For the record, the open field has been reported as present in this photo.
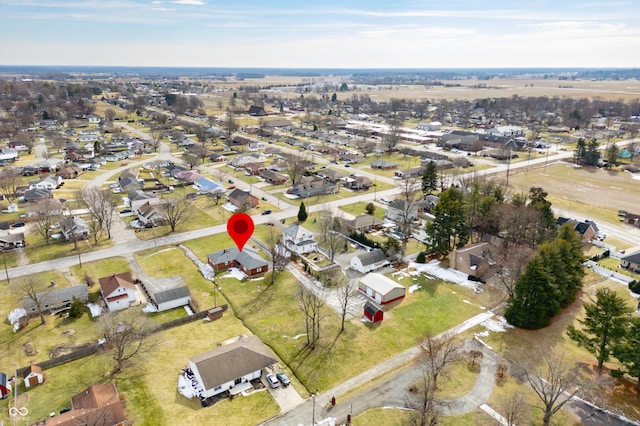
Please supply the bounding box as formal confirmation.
[202,76,640,103]
[494,162,640,228]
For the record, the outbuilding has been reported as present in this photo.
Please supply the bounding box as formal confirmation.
[350,249,388,274]
[23,364,43,387]
[0,372,10,399]
[363,302,383,323]
[358,273,406,305]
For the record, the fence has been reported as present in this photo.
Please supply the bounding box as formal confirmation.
[17,305,228,376]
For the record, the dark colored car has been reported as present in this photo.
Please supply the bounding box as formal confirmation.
[276,372,290,387]
[11,222,25,228]
[261,210,272,215]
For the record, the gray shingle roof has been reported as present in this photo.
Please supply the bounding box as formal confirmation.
[356,249,386,267]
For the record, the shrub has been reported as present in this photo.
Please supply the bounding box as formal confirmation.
[365,202,376,215]
[629,280,640,294]
[416,251,426,264]
[68,298,87,319]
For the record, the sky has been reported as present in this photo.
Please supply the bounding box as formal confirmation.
[1,0,640,68]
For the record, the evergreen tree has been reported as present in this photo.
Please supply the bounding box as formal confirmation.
[613,316,640,391]
[567,287,632,373]
[297,201,308,222]
[425,187,467,256]
[584,138,600,166]
[605,143,619,168]
[505,256,559,329]
[528,187,555,230]
[421,161,438,195]
[574,138,586,164]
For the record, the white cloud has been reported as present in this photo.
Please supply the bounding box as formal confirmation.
[171,0,204,5]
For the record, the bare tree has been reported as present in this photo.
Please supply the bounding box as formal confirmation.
[487,242,534,298]
[148,124,163,152]
[100,309,155,373]
[104,108,116,122]
[337,278,357,332]
[318,212,344,262]
[512,350,581,426]
[50,133,68,153]
[81,186,117,239]
[296,284,326,350]
[384,116,401,153]
[286,151,310,185]
[408,362,440,426]
[158,197,192,232]
[418,332,461,390]
[396,176,420,259]
[182,152,200,170]
[0,168,23,202]
[31,199,63,245]
[498,390,530,426]
[223,108,237,146]
[11,276,50,325]
[265,224,290,285]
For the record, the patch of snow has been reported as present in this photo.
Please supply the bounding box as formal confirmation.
[8,308,26,332]
[179,245,215,280]
[463,300,473,305]
[227,267,247,280]
[632,174,640,181]
[408,260,482,292]
[86,303,102,318]
[481,316,513,333]
[222,202,238,212]
[178,374,196,399]
[409,284,421,293]
[98,337,107,345]
[292,333,307,340]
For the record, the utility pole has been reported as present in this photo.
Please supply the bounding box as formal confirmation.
[2,248,9,283]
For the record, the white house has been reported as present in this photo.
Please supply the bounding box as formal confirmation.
[185,335,278,399]
[99,272,137,312]
[140,277,191,312]
[358,273,406,305]
[485,126,526,137]
[29,175,62,190]
[193,177,226,195]
[350,249,389,274]
[86,114,101,124]
[59,216,90,241]
[282,223,317,255]
[385,199,418,223]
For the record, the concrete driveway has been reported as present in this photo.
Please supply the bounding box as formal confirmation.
[263,373,305,412]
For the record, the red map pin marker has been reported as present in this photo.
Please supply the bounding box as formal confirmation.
[227,213,254,252]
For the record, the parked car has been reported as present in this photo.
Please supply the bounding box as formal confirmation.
[261,210,272,215]
[266,374,279,389]
[261,196,268,201]
[11,222,25,228]
[228,179,234,184]
[276,372,290,387]
[227,185,236,190]
[120,209,132,214]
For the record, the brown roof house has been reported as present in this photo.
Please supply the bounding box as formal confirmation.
[99,272,137,312]
[259,169,288,185]
[23,364,43,388]
[46,383,126,426]
[207,247,268,277]
[449,242,494,281]
[184,335,278,400]
[228,189,259,210]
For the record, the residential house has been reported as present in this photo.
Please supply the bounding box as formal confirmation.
[370,160,399,170]
[385,199,418,223]
[259,169,288,185]
[394,167,423,179]
[229,154,266,169]
[622,212,640,228]
[282,223,317,255]
[59,216,90,241]
[23,284,88,314]
[416,121,442,131]
[416,195,440,213]
[56,166,84,179]
[209,152,227,162]
[288,176,337,197]
[449,242,493,281]
[248,105,267,116]
[556,217,600,243]
[485,126,526,137]
[185,335,278,400]
[136,200,167,227]
[263,119,292,129]
[620,251,640,273]
[175,170,202,183]
[350,249,389,274]
[29,175,62,190]
[46,384,127,426]
[86,114,102,124]
[23,365,43,388]
[341,175,373,191]
[140,277,191,312]
[269,160,289,172]
[244,162,267,176]
[99,272,137,312]
[207,246,269,277]
[341,214,383,234]
[358,273,406,305]
[118,175,144,192]
[247,141,265,151]
[228,189,259,210]
[23,188,52,203]
[193,177,225,195]
[317,169,347,182]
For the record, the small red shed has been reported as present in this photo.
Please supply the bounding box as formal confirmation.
[364,302,383,323]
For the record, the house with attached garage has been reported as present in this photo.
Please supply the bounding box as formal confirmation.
[207,246,269,277]
[228,189,259,210]
[183,335,278,401]
[350,249,389,274]
[59,216,90,241]
[385,199,418,223]
[259,169,288,185]
[99,272,137,312]
[556,217,600,243]
[358,273,406,305]
[29,175,62,190]
[620,250,640,273]
[23,284,88,314]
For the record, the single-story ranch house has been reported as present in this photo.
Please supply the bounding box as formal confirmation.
[183,335,278,400]
[350,249,389,274]
[23,284,88,314]
[207,247,269,277]
[358,273,406,305]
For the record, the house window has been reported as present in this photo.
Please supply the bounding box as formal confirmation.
[256,267,261,272]
[234,378,242,385]
[214,385,222,391]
